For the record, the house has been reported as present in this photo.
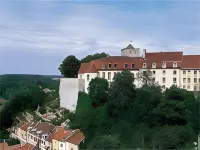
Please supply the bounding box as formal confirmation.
[11,121,30,145]
[78,43,200,93]
[27,121,55,150]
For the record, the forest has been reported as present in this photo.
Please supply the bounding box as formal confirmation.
[70,70,199,149]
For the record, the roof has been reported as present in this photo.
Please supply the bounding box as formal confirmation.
[46,126,64,142]
[121,44,135,50]
[29,122,55,138]
[13,143,36,150]
[181,55,200,69]
[20,123,30,131]
[0,142,21,150]
[65,129,85,146]
[52,127,72,141]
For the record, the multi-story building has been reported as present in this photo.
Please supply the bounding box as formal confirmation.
[78,43,200,93]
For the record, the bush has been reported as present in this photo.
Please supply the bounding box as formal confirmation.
[39,107,46,114]
[7,138,20,146]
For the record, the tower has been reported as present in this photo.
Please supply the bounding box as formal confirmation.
[121,41,140,57]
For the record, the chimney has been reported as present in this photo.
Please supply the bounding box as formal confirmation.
[143,49,146,58]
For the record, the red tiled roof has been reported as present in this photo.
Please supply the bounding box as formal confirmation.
[9,144,21,149]
[0,142,21,150]
[13,143,35,150]
[53,127,72,141]
[46,126,63,142]
[66,129,85,146]
[20,123,30,132]
[181,55,200,69]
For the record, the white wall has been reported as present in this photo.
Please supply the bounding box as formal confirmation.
[59,78,85,111]
[59,141,66,150]
[65,142,78,150]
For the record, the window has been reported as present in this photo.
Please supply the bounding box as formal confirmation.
[162,62,166,68]
[173,78,177,83]
[162,85,165,89]
[194,78,197,83]
[143,63,146,68]
[131,64,135,69]
[183,85,186,89]
[102,72,105,79]
[60,143,63,147]
[108,72,111,80]
[188,78,191,83]
[108,63,111,69]
[194,86,197,91]
[124,63,128,69]
[162,78,166,83]
[152,71,156,75]
[194,71,197,75]
[173,70,177,75]
[183,71,186,75]
[114,64,118,69]
[173,62,177,68]
[199,78,200,83]
[152,62,156,68]
[31,135,33,139]
[188,71,191,75]
[71,148,73,150]
[102,64,106,69]
[152,78,155,82]
[183,78,186,83]
[87,74,89,81]
[97,72,100,77]
[187,86,190,90]
[163,70,166,75]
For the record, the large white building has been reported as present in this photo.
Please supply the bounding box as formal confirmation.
[78,43,200,93]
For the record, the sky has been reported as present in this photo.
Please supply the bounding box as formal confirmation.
[0,0,199,75]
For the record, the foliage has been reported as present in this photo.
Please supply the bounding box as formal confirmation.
[80,53,108,63]
[88,77,109,107]
[70,70,199,149]
[58,55,80,78]
[39,106,46,114]
[6,138,20,146]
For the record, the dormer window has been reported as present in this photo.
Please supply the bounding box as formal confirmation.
[162,62,166,68]
[152,62,156,68]
[173,62,177,68]
[131,64,135,69]
[102,64,106,69]
[114,64,118,69]
[124,63,128,69]
[108,63,111,69]
[143,63,146,69]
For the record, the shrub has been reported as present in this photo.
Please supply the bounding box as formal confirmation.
[39,107,46,114]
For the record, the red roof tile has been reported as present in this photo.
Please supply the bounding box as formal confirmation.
[53,127,72,141]
[13,143,35,150]
[65,129,85,146]
[181,55,200,69]
[20,123,30,132]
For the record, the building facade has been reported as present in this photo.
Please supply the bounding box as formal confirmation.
[78,44,200,93]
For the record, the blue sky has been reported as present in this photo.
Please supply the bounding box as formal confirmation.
[0,1,199,75]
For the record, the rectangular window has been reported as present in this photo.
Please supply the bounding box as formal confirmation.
[188,71,191,75]
[187,86,190,90]
[124,63,128,69]
[162,62,166,68]
[173,78,177,83]
[194,71,197,75]
[143,63,146,68]
[173,62,177,68]
[108,72,111,80]
[173,70,177,75]
[60,143,63,147]
[183,78,186,83]
[108,63,111,69]
[162,78,166,83]
[162,85,165,89]
[102,64,106,69]
[183,85,186,89]
[102,72,105,79]
[152,71,156,75]
[131,64,135,69]
[183,71,186,75]
[194,86,197,91]
[87,74,89,81]
[114,64,118,69]
[152,63,156,68]
[188,78,191,83]
[194,78,197,83]
[97,72,100,77]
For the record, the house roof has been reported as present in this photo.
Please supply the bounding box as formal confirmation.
[29,122,55,138]
[20,123,30,131]
[13,143,36,150]
[181,55,200,69]
[0,142,21,150]
[65,129,85,146]
[46,126,64,142]
[52,127,72,141]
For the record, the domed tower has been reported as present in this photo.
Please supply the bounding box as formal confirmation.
[121,42,140,57]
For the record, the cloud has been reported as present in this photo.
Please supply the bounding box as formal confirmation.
[0,1,199,59]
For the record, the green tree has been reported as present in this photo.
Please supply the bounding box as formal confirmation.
[108,70,136,117]
[81,53,109,63]
[88,77,109,107]
[58,55,80,78]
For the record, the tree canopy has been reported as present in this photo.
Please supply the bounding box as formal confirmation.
[70,70,199,149]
